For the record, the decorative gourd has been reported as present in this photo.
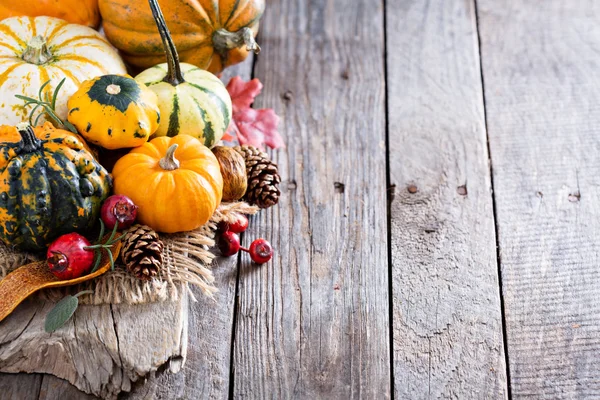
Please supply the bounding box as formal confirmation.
[0,123,112,251]
[0,16,127,126]
[0,0,101,28]
[67,75,161,149]
[100,0,264,74]
[212,146,247,201]
[134,0,232,147]
[112,135,223,233]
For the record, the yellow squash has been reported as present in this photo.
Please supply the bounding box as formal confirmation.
[68,75,161,149]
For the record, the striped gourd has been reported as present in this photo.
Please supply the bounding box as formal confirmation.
[100,0,264,74]
[0,16,126,126]
[134,0,232,147]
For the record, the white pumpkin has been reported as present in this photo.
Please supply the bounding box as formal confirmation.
[0,16,127,125]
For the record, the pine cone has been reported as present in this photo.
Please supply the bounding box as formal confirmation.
[234,145,281,208]
[121,224,164,280]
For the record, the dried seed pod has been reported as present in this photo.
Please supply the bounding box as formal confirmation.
[212,146,248,201]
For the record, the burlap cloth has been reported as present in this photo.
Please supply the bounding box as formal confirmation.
[0,202,258,305]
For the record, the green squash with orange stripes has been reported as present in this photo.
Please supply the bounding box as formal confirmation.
[0,123,111,251]
[100,0,264,74]
[134,0,232,147]
[0,15,126,126]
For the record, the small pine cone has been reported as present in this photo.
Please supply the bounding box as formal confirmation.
[234,145,281,208]
[121,224,164,280]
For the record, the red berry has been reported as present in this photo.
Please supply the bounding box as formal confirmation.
[218,215,249,234]
[219,231,241,257]
[248,238,273,264]
[101,195,138,230]
[229,215,249,233]
[47,233,94,280]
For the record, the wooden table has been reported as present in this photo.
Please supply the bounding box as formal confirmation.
[2,0,600,398]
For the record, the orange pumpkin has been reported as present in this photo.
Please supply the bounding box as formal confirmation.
[112,135,223,233]
[99,0,264,73]
[0,0,100,28]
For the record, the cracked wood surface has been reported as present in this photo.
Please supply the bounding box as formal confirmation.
[232,0,391,397]
[478,0,600,397]
[0,297,187,399]
[387,0,507,398]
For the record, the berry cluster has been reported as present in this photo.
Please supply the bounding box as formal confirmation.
[218,215,273,264]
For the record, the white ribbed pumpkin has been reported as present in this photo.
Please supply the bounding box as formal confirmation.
[0,16,126,125]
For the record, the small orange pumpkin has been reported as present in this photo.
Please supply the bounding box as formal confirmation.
[112,135,223,233]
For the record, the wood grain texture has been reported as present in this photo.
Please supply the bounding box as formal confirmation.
[386,0,507,398]
[0,372,41,400]
[477,1,600,397]
[38,375,97,400]
[232,0,391,398]
[0,295,187,399]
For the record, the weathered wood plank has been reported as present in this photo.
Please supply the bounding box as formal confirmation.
[38,375,97,400]
[0,372,42,400]
[477,1,600,397]
[232,0,391,398]
[386,0,508,398]
[0,295,187,399]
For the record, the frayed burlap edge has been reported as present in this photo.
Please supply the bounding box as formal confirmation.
[0,202,259,305]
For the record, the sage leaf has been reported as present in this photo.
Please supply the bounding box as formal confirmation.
[44,295,79,333]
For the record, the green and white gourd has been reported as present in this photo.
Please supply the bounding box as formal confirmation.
[134,0,232,147]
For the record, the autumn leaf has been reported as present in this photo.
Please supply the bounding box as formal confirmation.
[227,77,263,113]
[225,76,284,150]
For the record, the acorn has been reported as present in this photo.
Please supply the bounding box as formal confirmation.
[212,146,247,201]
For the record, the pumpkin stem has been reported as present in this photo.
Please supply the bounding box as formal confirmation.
[16,122,42,153]
[148,0,185,86]
[106,84,121,95]
[22,36,53,65]
[213,28,261,56]
[159,144,180,170]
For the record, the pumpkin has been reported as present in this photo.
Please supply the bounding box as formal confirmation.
[0,16,127,126]
[67,75,161,149]
[0,0,101,28]
[133,0,232,147]
[112,135,223,233]
[100,0,264,74]
[0,123,112,251]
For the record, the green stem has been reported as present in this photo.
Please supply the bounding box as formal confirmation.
[212,28,261,55]
[22,36,52,65]
[148,0,185,86]
[15,123,42,153]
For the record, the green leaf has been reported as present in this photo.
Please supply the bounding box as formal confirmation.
[107,220,119,243]
[97,219,106,243]
[51,78,66,111]
[91,251,102,273]
[38,79,51,100]
[45,295,79,333]
[107,248,115,271]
